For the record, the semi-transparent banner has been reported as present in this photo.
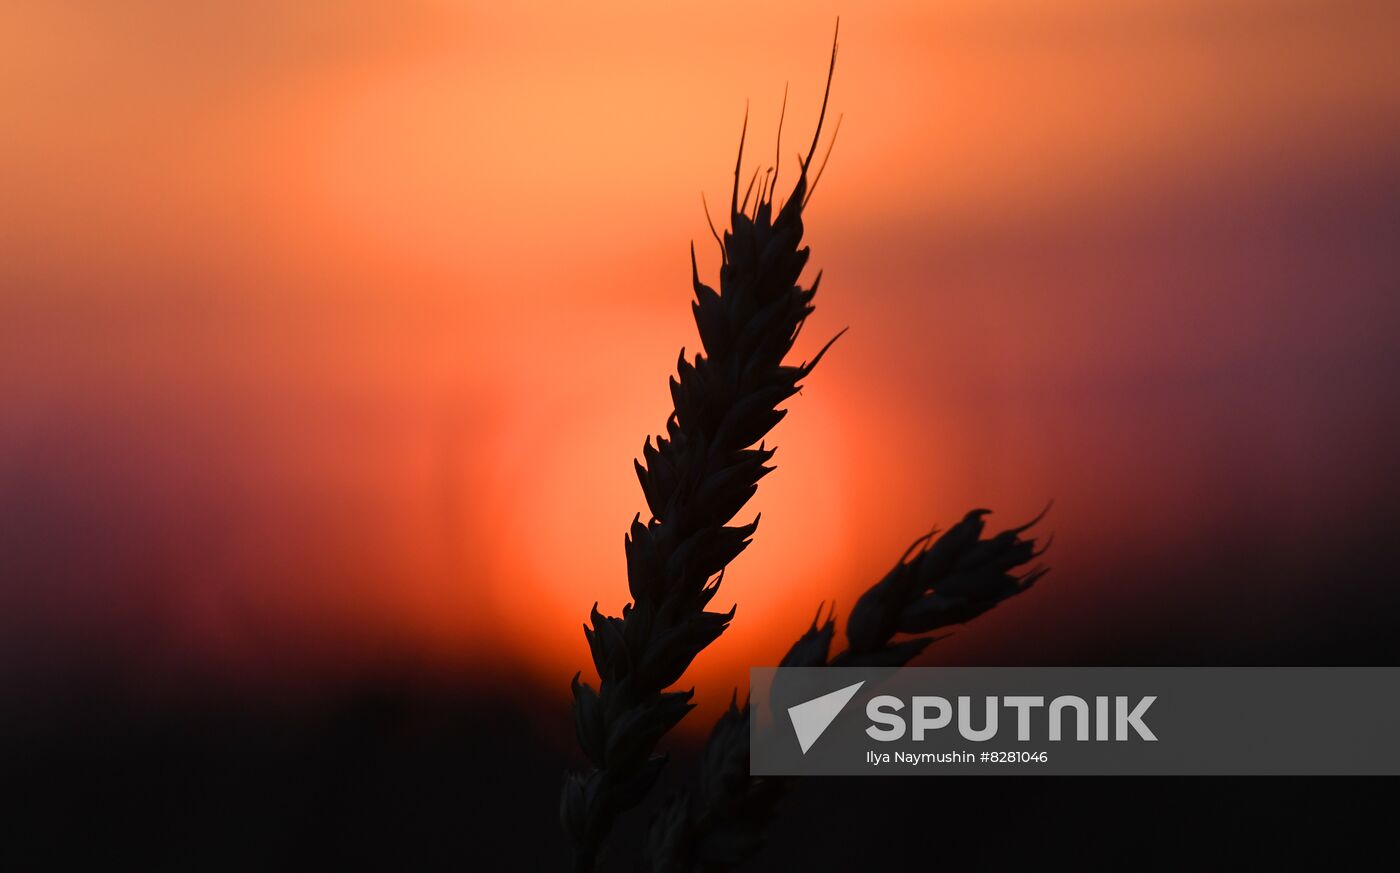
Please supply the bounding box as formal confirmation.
[750,667,1400,775]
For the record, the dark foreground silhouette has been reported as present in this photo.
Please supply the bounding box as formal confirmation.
[3,666,1389,872]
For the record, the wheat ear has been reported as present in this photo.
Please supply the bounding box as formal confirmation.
[644,510,1049,871]
[560,34,843,872]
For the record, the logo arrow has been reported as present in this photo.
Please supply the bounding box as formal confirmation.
[787,680,866,754]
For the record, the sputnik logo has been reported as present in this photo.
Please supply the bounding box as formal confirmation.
[787,680,865,754]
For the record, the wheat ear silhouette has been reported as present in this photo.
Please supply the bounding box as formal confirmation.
[560,33,843,873]
[563,25,1048,872]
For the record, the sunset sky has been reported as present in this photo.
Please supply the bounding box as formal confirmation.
[3,1,1398,726]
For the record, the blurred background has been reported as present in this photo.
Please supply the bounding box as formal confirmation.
[3,1,1398,869]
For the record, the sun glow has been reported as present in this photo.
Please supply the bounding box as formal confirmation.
[4,1,1398,719]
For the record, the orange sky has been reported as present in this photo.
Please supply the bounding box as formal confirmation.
[3,1,1399,722]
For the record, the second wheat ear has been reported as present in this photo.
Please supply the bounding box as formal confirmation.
[645,506,1047,873]
[563,25,1047,873]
